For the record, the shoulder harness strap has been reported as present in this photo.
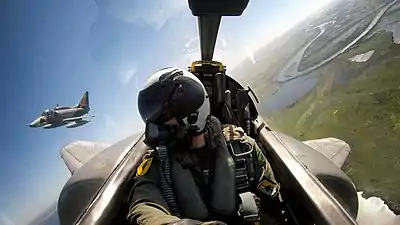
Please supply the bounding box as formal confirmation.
[222,124,260,223]
[222,124,256,192]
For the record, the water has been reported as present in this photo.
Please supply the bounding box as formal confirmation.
[375,2,400,44]
[274,0,398,83]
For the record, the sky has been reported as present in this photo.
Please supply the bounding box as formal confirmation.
[0,0,333,224]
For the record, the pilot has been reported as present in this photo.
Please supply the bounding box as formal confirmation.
[127,67,284,225]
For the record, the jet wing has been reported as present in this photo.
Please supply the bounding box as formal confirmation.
[63,115,94,122]
[302,137,351,169]
[60,140,110,174]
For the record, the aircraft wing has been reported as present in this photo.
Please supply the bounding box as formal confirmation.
[302,137,351,169]
[60,140,110,174]
[63,115,94,122]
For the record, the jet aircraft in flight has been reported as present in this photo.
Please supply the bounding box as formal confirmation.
[55,1,360,225]
[27,91,94,129]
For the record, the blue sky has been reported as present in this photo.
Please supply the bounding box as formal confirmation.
[1,0,333,224]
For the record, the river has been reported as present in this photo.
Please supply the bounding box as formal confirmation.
[274,0,398,83]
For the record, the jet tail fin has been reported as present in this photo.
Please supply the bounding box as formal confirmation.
[76,91,89,109]
[60,140,110,174]
[303,137,351,169]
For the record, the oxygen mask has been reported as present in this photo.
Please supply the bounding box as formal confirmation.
[144,120,184,149]
[144,119,207,152]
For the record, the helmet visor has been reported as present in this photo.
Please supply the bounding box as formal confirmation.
[138,76,205,125]
[138,80,176,124]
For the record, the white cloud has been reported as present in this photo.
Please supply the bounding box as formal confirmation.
[357,191,399,225]
[104,0,188,31]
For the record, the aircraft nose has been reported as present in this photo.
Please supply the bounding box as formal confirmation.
[28,118,40,127]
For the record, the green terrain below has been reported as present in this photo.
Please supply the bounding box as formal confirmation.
[266,32,400,212]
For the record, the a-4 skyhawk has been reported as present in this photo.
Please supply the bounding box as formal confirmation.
[28,91,94,129]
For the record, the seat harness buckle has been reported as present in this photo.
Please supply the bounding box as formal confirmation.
[238,192,259,223]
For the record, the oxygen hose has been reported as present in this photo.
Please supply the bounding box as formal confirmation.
[158,145,182,217]
[244,106,251,135]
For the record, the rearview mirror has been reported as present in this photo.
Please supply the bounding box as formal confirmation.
[188,0,250,16]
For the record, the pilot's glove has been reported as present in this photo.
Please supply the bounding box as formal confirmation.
[164,219,227,225]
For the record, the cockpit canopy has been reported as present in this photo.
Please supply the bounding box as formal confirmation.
[41,109,55,118]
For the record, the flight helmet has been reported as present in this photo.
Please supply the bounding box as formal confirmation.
[138,67,211,136]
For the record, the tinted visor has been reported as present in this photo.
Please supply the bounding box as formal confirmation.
[138,76,205,125]
[138,80,176,124]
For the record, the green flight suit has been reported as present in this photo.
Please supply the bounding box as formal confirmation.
[127,124,282,225]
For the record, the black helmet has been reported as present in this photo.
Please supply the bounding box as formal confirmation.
[138,67,210,134]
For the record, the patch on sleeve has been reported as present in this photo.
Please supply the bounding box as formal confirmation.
[136,151,154,176]
[257,176,280,198]
[222,124,246,142]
